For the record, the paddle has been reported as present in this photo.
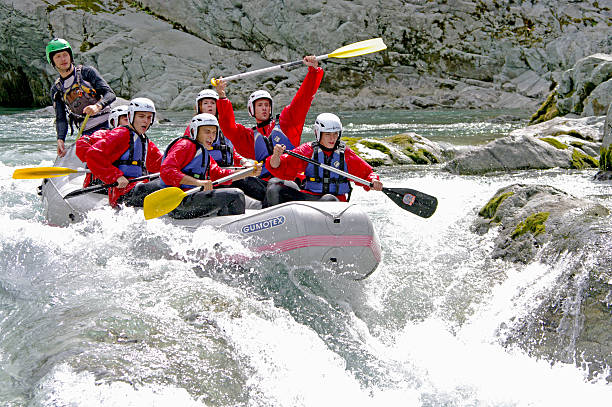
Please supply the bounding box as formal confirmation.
[13,166,90,179]
[284,150,438,218]
[143,167,255,220]
[63,173,160,199]
[14,113,92,179]
[210,38,387,86]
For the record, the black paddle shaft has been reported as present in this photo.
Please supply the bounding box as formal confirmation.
[283,150,437,218]
[63,173,160,199]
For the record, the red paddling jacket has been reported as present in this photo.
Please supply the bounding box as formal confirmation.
[86,126,162,206]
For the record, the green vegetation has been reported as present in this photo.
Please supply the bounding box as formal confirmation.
[479,191,514,221]
[530,91,559,124]
[360,140,390,155]
[539,137,569,150]
[511,212,549,238]
[386,134,416,147]
[571,149,599,169]
[405,148,438,164]
[47,0,117,14]
[599,145,612,171]
[551,130,583,138]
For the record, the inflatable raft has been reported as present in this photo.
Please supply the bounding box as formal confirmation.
[39,145,381,280]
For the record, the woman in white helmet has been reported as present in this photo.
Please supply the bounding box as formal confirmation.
[159,113,261,219]
[86,97,164,207]
[214,55,324,182]
[264,113,383,207]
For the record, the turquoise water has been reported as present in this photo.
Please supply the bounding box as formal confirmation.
[0,109,610,406]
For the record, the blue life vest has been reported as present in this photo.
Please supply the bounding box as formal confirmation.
[253,122,295,179]
[304,142,351,196]
[209,131,234,167]
[112,126,148,178]
[160,137,210,189]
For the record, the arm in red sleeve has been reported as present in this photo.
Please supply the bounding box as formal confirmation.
[265,143,312,181]
[86,127,131,185]
[160,140,196,187]
[217,98,256,159]
[345,148,379,190]
[209,158,236,185]
[232,149,245,166]
[278,66,324,147]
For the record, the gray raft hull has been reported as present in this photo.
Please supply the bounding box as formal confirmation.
[40,145,381,279]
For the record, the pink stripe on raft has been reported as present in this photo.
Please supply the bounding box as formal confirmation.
[253,235,382,261]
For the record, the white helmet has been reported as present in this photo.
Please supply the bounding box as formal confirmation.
[128,97,156,126]
[247,89,273,118]
[189,113,219,139]
[108,105,129,128]
[195,89,219,113]
[313,113,342,142]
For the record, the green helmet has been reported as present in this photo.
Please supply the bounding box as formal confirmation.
[46,38,73,65]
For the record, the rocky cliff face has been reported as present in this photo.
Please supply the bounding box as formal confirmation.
[0,0,610,110]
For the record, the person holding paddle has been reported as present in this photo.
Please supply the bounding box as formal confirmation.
[158,113,262,219]
[214,55,324,181]
[264,113,382,207]
[183,90,266,203]
[86,97,163,207]
[46,38,116,157]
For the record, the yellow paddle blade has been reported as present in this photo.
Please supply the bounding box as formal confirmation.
[328,38,387,59]
[12,167,80,179]
[143,187,187,220]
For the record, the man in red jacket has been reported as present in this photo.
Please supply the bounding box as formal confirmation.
[86,97,163,207]
[264,113,383,207]
[160,113,261,219]
[215,55,324,181]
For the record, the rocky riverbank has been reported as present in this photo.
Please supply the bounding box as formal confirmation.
[1,1,610,111]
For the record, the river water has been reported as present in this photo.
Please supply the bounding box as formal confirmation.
[0,108,610,406]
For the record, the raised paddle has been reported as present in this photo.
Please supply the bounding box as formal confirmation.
[143,167,256,220]
[284,150,438,218]
[63,173,161,199]
[210,38,387,86]
[13,166,91,179]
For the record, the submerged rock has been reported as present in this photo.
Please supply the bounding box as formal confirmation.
[473,184,611,381]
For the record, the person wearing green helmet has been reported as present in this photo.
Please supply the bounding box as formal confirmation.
[46,38,116,157]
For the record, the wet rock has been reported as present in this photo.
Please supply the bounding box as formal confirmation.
[444,116,604,174]
[596,102,612,176]
[345,132,448,166]
[474,184,611,382]
[531,54,612,123]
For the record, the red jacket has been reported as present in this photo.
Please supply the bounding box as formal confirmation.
[86,126,163,206]
[217,65,324,160]
[75,128,109,187]
[183,125,244,166]
[160,138,236,190]
[265,142,380,201]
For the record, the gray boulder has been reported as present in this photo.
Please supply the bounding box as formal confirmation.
[473,184,611,381]
[531,53,612,124]
[595,102,612,179]
[444,116,604,175]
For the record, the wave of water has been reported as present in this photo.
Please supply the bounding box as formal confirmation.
[1,111,610,406]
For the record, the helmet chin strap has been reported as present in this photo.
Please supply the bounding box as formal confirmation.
[255,116,272,128]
